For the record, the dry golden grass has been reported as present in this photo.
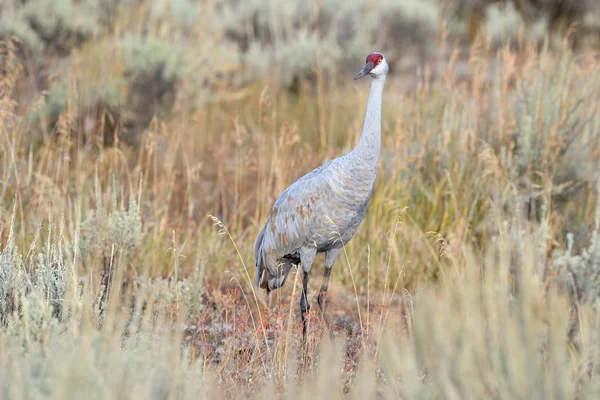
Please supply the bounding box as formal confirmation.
[0,10,599,397]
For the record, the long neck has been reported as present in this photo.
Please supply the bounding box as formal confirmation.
[353,75,386,162]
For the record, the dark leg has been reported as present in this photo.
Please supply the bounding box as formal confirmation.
[319,248,341,339]
[318,268,334,340]
[300,271,310,339]
[298,247,316,343]
[265,287,272,308]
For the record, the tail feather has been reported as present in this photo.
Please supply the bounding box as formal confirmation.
[254,227,266,288]
[254,226,297,291]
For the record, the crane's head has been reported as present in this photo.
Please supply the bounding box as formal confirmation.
[354,52,388,80]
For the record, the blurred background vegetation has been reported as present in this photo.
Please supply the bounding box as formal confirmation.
[1,0,598,281]
[1,0,600,397]
[1,0,598,134]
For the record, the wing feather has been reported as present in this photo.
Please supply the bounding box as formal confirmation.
[254,160,338,289]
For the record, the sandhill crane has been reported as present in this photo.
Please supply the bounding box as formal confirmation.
[254,52,389,339]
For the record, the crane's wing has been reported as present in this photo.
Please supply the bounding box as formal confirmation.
[255,162,336,290]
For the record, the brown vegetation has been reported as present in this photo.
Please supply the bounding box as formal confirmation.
[1,0,600,397]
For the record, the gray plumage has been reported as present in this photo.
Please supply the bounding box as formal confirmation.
[255,53,389,295]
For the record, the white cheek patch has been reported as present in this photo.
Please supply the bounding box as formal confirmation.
[370,63,383,75]
[369,59,388,77]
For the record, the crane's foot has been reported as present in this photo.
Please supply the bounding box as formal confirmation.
[317,290,328,309]
[317,290,334,341]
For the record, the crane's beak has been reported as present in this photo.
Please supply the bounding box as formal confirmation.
[354,62,374,80]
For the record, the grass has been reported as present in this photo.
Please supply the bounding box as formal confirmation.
[1,2,600,396]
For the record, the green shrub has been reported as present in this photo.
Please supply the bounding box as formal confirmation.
[223,0,440,84]
[80,176,142,263]
[552,182,600,308]
[0,208,22,324]
[0,0,100,55]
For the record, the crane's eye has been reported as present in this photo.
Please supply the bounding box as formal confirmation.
[377,59,382,65]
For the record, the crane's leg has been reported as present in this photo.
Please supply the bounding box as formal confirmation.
[299,247,317,342]
[265,287,273,308]
[300,271,310,339]
[319,248,341,340]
